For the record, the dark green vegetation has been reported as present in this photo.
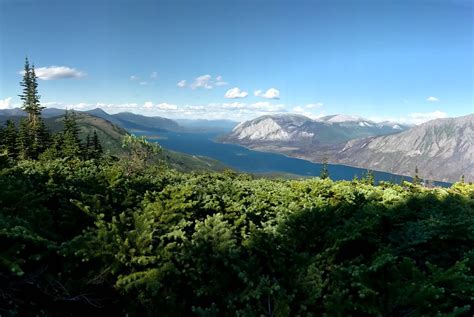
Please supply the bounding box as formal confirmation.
[1,60,473,315]
[0,158,473,316]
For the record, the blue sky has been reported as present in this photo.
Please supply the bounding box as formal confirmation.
[0,0,472,123]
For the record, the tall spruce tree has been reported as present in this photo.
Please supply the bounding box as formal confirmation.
[17,119,33,160]
[17,58,49,159]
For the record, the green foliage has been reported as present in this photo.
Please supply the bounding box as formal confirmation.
[0,158,472,315]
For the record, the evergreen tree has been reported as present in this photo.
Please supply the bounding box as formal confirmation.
[84,133,92,159]
[2,120,19,159]
[413,166,421,185]
[17,119,32,160]
[61,111,82,158]
[17,58,49,159]
[363,169,375,185]
[18,57,33,120]
[28,65,45,127]
[91,130,103,159]
[320,157,330,180]
[460,175,465,183]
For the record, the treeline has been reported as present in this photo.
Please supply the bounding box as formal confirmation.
[0,58,102,163]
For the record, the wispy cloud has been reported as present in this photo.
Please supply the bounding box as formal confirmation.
[130,75,139,81]
[368,110,448,125]
[191,74,213,89]
[408,110,447,124]
[183,74,229,89]
[20,66,85,80]
[426,96,439,102]
[215,75,228,86]
[150,71,158,79]
[0,97,13,109]
[254,88,280,99]
[224,87,248,99]
[177,80,187,88]
[305,102,323,109]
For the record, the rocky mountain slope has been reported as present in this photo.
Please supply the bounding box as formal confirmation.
[333,114,474,183]
[220,114,408,150]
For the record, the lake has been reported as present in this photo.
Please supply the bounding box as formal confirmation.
[141,130,450,186]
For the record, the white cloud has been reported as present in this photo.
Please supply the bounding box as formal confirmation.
[22,66,85,80]
[305,102,324,109]
[254,88,280,99]
[225,87,248,99]
[139,81,149,86]
[143,101,178,110]
[191,74,213,89]
[0,97,13,109]
[185,74,229,89]
[156,102,178,110]
[150,71,158,79]
[38,99,288,121]
[130,75,139,81]
[427,96,439,102]
[407,110,447,124]
[177,80,187,88]
[292,106,325,120]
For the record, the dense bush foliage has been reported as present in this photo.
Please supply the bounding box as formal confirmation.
[0,157,472,316]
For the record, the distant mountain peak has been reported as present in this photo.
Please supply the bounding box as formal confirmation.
[322,114,365,123]
[223,112,408,147]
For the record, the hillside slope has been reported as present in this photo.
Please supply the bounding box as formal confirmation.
[0,112,227,173]
[334,114,474,182]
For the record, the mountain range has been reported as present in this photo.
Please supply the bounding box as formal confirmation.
[222,114,410,147]
[0,108,238,133]
[221,113,473,183]
[2,107,471,182]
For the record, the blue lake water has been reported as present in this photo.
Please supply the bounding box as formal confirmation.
[141,131,450,186]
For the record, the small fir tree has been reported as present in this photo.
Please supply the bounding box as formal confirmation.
[2,120,18,159]
[61,111,82,158]
[413,166,421,185]
[320,157,330,180]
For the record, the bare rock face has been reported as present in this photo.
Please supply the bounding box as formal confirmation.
[336,114,474,183]
[223,114,408,147]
